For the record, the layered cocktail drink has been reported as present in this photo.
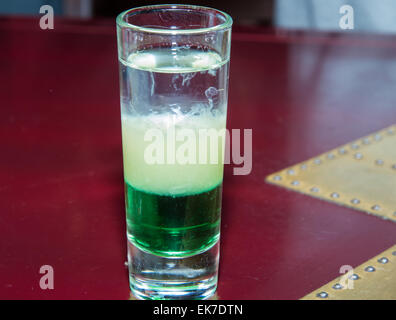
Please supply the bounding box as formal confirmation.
[117,5,232,300]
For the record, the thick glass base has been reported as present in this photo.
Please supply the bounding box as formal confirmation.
[127,240,219,300]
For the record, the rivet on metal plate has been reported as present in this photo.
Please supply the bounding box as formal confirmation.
[310,187,319,193]
[378,257,389,264]
[351,199,360,205]
[332,283,343,290]
[338,148,347,155]
[364,266,375,272]
[354,153,363,160]
[316,292,328,298]
[287,169,295,175]
[291,180,300,186]
[349,274,360,280]
[273,175,282,181]
[375,159,384,166]
[327,153,335,159]
[372,205,381,211]
[362,138,371,144]
[351,143,359,150]
[314,159,322,165]
[331,192,340,199]
[374,134,382,141]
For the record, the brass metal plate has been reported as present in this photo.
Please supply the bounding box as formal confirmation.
[301,244,396,300]
[266,125,396,222]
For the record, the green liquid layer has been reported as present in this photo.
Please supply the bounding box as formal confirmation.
[125,182,222,257]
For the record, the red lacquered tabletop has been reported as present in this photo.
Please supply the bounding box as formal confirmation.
[1,17,396,300]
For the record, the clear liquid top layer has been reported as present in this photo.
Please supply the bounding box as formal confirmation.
[124,47,225,73]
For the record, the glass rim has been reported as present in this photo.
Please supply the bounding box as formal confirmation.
[116,4,233,35]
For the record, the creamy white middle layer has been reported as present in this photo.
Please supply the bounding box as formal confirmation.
[121,113,227,196]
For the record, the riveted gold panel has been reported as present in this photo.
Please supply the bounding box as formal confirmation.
[301,244,396,300]
[266,125,396,222]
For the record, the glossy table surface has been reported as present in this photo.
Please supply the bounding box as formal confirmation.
[1,17,396,299]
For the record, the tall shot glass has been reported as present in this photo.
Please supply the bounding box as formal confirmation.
[116,5,232,300]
